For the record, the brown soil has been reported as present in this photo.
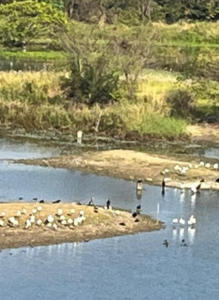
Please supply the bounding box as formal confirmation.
[16,149,219,190]
[0,203,163,250]
[187,124,219,144]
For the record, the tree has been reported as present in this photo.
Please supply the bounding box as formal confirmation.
[0,0,67,47]
[61,22,156,104]
[61,24,121,105]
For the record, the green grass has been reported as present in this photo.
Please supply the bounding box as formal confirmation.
[0,50,67,61]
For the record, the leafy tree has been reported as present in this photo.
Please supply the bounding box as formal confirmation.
[61,24,121,105]
[61,22,156,104]
[0,0,67,47]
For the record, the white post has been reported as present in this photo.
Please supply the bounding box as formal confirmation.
[77,130,83,144]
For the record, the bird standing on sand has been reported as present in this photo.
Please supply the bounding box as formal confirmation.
[88,197,95,206]
[106,199,111,209]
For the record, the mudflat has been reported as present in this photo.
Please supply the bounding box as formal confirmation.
[0,203,163,250]
[16,148,219,190]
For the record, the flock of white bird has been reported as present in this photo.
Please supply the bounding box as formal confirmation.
[162,161,218,176]
[0,206,86,230]
[172,215,196,227]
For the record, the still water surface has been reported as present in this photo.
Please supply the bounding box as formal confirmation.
[0,139,219,300]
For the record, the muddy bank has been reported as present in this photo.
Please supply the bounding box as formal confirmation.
[0,203,162,250]
[187,124,219,144]
[16,149,219,191]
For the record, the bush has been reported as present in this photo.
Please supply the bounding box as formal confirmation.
[165,88,195,118]
[61,55,120,106]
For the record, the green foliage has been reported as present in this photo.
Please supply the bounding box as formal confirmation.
[155,0,219,22]
[62,55,120,105]
[165,88,195,118]
[137,114,187,138]
[0,0,67,47]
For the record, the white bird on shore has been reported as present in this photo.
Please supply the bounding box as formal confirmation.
[47,215,54,224]
[67,218,73,225]
[21,208,27,215]
[8,217,19,227]
[73,218,79,226]
[61,220,67,225]
[37,206,42,212]
[57,209,63,216]
[16,210,21,217]
[25,219,32,229]
[53,223,58,230]
[205,163,211,168]
[213,163,218,170]
[29,215,35,224]
[0,211,6,218]
[59,215,65,221]
[32,208,37,214]
[0,220,5,227]
[36,219,43,226]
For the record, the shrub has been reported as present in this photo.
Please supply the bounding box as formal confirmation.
[165,88,195,118]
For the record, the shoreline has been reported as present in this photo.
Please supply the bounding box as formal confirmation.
[0,203,163,250]
[15,149,219,191]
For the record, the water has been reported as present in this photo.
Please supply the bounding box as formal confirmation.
[0,189,219,300]
[204,147,219,160]
[0,138,60,160]
[0,139,219,300]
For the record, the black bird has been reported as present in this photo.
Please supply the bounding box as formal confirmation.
[136,204,141,214]
[88,197,94,206]
[18,197,23,201]
[181,239,188,247]
[163,240,169,248]
[161,178,165,195]
[39,200,45,203]
[119,222,126,226]
[196,178,205,190]
[94,206,98,213]
[216,178,219,183]
[132,212,137,218]
[32,197,38,201]
[106,198,111,209]
[52,199,61,204]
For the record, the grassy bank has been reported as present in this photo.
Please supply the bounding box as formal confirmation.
[0,70,189,139]
[0,21,218,140]
[0,69,217,140]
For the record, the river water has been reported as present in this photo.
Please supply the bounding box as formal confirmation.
[0,138,219,300]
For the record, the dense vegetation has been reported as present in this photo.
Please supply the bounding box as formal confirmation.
[0,0,218,140]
